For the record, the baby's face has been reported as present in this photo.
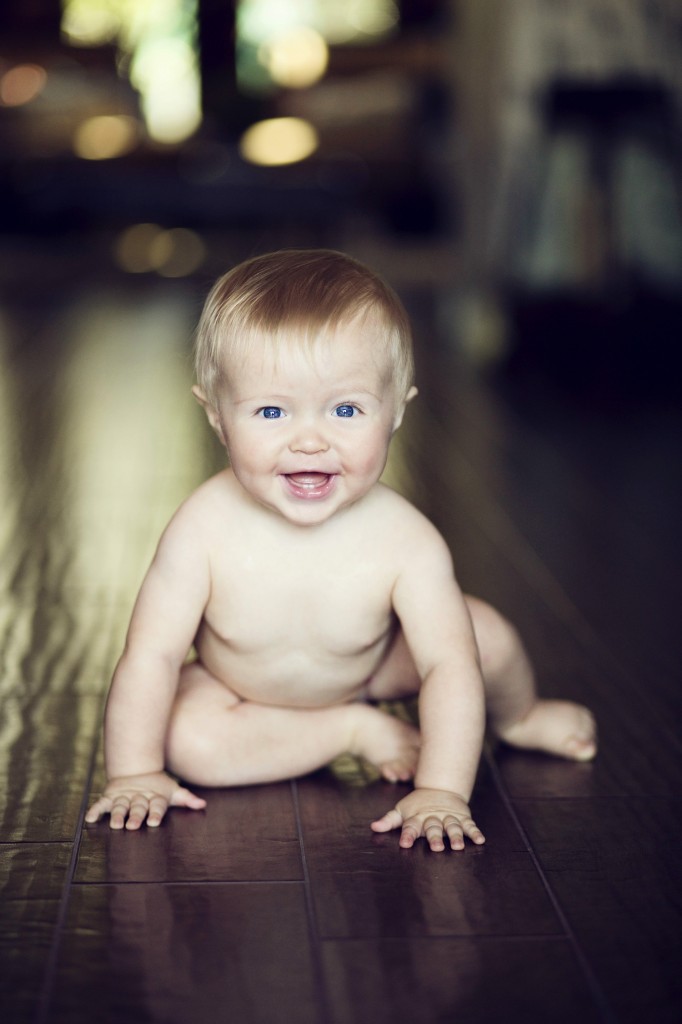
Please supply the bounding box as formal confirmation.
[200,319,411,526]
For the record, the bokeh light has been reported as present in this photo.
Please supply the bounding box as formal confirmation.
[0,64,48,107]
[61,4,120,45]
[239,117,319,166]
[73,115,139,160]
[114,224,165,273]
[259,28,329,89]
[237,0,398,90]
[113,224,206,277]
[130,37,202,144]
[152,228,206,277]
[346,0,399,37]
[238,0,398,46]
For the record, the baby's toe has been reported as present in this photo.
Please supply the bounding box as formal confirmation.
[496,699,598,762]
[379,756,416,783]
[564,735,598,761]
[564,711,598,761]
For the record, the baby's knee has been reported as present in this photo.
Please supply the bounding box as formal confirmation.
[165,709,202,778]
[466,597,523,675]
[165,694,225,780]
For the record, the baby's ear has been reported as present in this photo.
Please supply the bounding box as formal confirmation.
[392,385,418,431]
[191,386,227,445]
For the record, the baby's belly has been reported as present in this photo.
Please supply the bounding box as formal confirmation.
[194,625,391,708]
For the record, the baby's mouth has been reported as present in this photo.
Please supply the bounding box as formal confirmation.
[287,472,330,486]
[282,472,336,500]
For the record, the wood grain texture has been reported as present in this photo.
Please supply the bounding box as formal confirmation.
[1,273,680,1023]
[0,694,101,842]
[513,798,682,1024]
[321,937,605,1024]
[298,767,564,939]
[77,782,303,883]
[50,883,318,1024]
[0,844,71,1022]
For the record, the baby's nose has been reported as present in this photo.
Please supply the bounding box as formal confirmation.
[289,419,330,454]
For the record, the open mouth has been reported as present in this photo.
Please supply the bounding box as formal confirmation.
[282,472,337,500]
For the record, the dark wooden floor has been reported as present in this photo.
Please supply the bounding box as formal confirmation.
[1,251,681,1024]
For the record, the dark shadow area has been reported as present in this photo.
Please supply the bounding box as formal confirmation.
[502,77,682,407]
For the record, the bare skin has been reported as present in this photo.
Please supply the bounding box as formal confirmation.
[85,320,597,850]
[85,475,596,847]
[158,595,595,853]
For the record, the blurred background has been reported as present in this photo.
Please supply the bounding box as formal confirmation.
[1,0,680,401]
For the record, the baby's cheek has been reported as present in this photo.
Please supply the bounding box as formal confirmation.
[364,431,392,462]
[354,449,386,477]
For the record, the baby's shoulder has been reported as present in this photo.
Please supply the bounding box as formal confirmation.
[159,471,235,544]
[365,487,456,583]
[367,484,448,550]
[369,483,432,523]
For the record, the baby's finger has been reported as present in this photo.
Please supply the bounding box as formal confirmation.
[170,787,207,812]
[125,798,151,831]
[109,798,132,830]
[460,816,486,846]
[443,816,465,851]
[398,819,421,849]
[84,797,111,824]
[370,808,404,833]
[424,816,447,853]
[146,796,170,828]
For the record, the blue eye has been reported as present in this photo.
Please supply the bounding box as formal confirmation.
[260,407,283,419]
[335,404,356,418]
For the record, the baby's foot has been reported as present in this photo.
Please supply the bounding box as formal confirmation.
[495,699,597,761]
[351,705,420,782]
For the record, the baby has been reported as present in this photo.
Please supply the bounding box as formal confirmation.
[86,249,596,852]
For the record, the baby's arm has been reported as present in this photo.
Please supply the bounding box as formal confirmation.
[371,525,486,852]
[85,506,210,830]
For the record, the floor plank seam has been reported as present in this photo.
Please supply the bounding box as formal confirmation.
[291,779,333,1024]
[71,877,307,886]
[0,840,75,846]
[485,749,619,1024]
[32,713,102,1024]
[318,933,572,943]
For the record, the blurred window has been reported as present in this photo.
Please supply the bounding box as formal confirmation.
[61,0,201,143]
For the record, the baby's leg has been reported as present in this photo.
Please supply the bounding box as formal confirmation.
[366,604,596,761]
[165,662,419,787]
[465,597,597,761]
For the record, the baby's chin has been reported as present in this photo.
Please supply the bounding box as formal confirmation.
[275,500,346,528]
[271,492,362,528]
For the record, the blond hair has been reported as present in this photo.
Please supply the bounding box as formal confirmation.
[194,249,414,403]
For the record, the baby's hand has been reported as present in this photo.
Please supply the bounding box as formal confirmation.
[370,787,485,852]
[85,771,206,831]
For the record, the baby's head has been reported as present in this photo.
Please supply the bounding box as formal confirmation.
[194,248,415,406]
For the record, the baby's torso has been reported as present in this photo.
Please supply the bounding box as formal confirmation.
[193,473,405,706]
